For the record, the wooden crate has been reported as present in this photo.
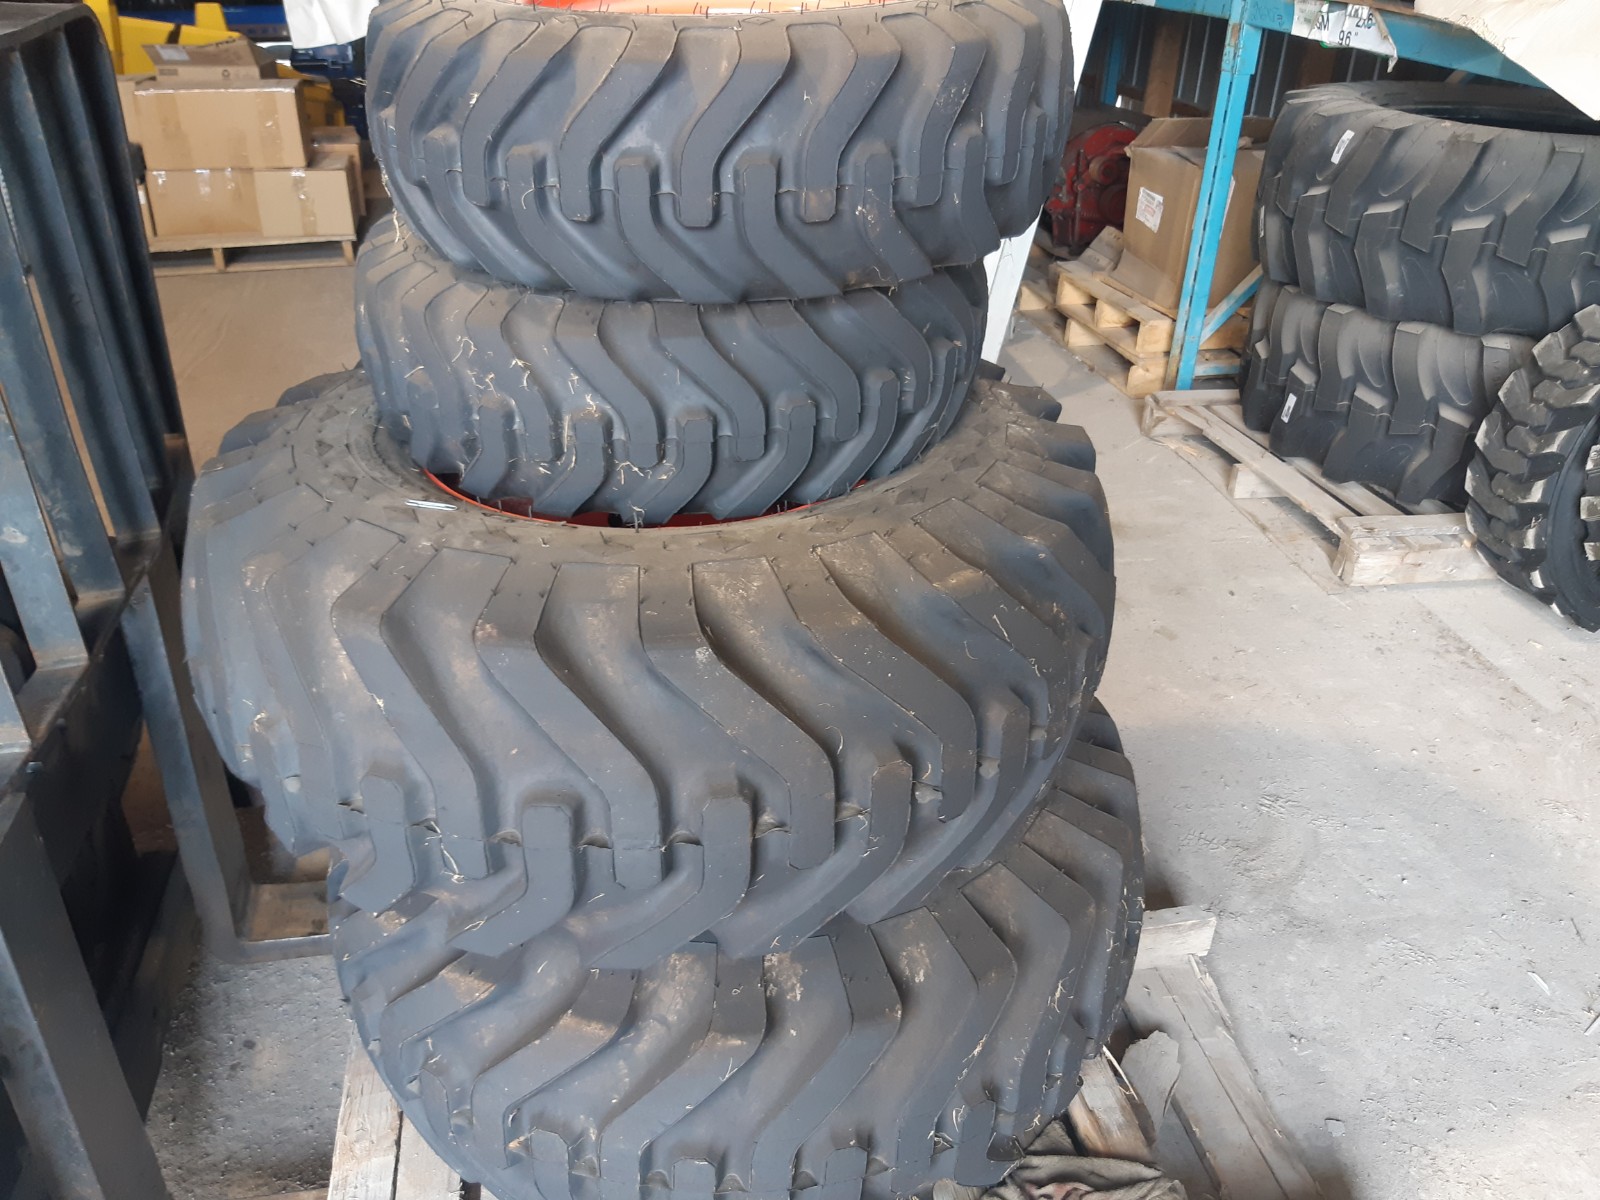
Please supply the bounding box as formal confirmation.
[1143,389,1499,589]
[257,908,1317,1200]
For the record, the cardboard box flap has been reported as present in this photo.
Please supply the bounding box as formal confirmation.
[1125,115,1275,152]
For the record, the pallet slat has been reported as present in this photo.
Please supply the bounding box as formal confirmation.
[1124,959,1323,1200]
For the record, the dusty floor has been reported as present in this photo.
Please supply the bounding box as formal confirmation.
[147,267,1600,1200]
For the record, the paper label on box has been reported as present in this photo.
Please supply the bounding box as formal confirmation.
[1135,186,1164,233]
[1279,392,1300,423]
[1331,129,1356,164]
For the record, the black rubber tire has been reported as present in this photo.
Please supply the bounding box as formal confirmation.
[1240,283,1533,504]
[332,717,1143,1200]
[182,370,1115,963]
[1467,306,1600,629]
[356,213,987,522]
[1257,82,1600,337]
[366,0,1072,302]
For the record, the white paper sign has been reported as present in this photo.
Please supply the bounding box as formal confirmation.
[1135,186,1164,233]
[1292,2,1398,59]
[1280,393,1301,423]
[1331,129,1357,164]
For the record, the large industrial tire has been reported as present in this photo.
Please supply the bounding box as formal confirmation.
[1241,283,1533,504]
[1467,305,1600,629]
[366,0,1072,301]
[332,719,1143,1200]
[1257,82,1600,336]
[356,213,987,522]
[182,371,1115,962]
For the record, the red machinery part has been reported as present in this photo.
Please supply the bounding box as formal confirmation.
[1045,122,1138,254]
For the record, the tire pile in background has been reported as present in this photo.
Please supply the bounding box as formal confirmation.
[180,2,1146,1198]
[1245,81,1600,627]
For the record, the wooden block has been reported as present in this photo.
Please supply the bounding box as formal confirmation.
[1143,12,1185,117]
[1134,906,1217,970]
[1140,397,1194,439]
[327,1036,403,1200]
[1016,279,1053,314]
[1066,338,1172,397]
[1125,958,1323,1200]
[1120,1031,1182,1133]
[1066,1050,1157,1164]
[1227,464,1280,499]
[1333,514,1499,587]
[1054,270,1094,311]
[395,1120,460,1199]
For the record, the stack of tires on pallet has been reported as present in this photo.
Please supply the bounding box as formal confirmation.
[1246,81,1600,628]
[181,1,1147,1197]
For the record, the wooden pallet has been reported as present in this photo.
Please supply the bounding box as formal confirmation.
[149,232,356,276]
[253,907,1317,1200]
[1143,389,1499,589]
[1017,231,1247,398]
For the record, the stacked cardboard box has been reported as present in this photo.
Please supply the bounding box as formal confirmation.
[125,38,361,244]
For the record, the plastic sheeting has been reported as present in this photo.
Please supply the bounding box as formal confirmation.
[1414,0,1600,117]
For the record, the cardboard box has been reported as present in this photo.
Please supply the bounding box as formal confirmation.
[145,36,275,83]
[1110,116,1274,313]
[134,78,308,170]
[146,168,261,238]
[255,153,360,239]
[117,74,152,144]
[310,126,364,216]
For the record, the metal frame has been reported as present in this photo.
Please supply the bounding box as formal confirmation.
[0,3,325,1196]
[1096,0,1542,388]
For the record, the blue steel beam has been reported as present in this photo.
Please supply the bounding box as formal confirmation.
[1112,0,1539,86]
[1170,0,1260,388]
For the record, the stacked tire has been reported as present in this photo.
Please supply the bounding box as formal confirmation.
[1245,84,1595,504]
[181,3,1146,1199]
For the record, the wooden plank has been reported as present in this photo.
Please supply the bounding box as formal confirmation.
[327,1037,403,1200]
[1151,388,1240,409]
[395,1120,461,1199]
[1134,906,1217,970]
[1334,513,1499,587]
[1125,959,1322,1200]
[1066,1050,1157,1164]
[1143,12,1186,117]
[1168,406,1354,533]
[1204,407,1406,519]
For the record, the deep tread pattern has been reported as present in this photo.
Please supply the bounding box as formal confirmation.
[182,371,1116,963]
[331,723,1143,1200]
[1241,283,1533,504]
[356,213,986,521]
[1467,305,1600,628]
[1258,82,1600,336]
[367,0,1073,301]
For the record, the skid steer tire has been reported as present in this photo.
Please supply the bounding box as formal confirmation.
[356,213,986,522]
[1240,284,1533,504]
[366,0,1072,301]
[332,717,1143,1200]
[1257,82,1600,337]
[182,370,1115,964]
[1467,306,1600,629]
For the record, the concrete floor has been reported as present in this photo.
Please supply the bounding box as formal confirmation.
[147,267,1600,1199]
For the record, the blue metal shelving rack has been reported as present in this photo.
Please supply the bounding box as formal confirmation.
[1099,0,1542,389]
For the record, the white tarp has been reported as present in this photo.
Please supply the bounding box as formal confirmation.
[1414,0,1600,117]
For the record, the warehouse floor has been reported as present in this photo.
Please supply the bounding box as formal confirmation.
[146,267,1600,1200]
